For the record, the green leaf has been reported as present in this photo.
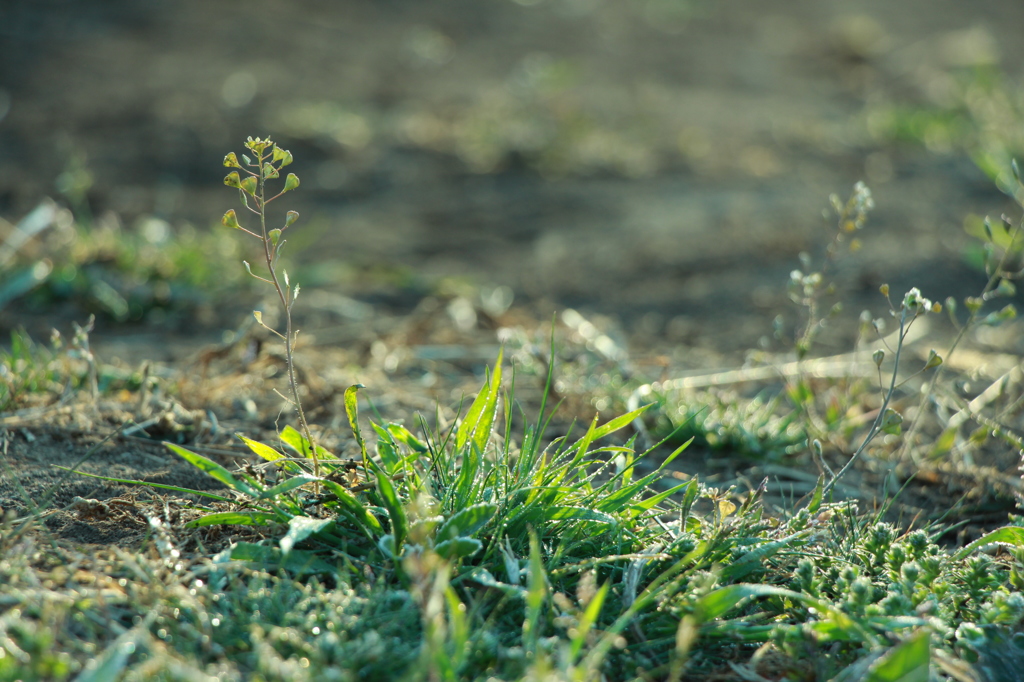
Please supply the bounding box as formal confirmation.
[862,630,930,682]
[456,350,503,453]
[216,541,335,576]
[807,475,825,513]
[165,442,256,496]
[321,480,382,535]
[239,435,286,462]
[466,567,527,598]
[186,511,279,527]
[541,505,616,526]
[434,536,482,560]
[436,502,498,542]
[280,516,335,556]
[523,530,547,653]
[53,466,233,502]
[378,534,397,559]
[222,208,242,229]
[279,424,332,460]
[630,482,692,516]
[570,581,609,660]
[345,385,369,466]
[954,526,1024,561]
[257,475,320,500]
[375,468,407,551]
[388,423,428,452]
[283,173,300,192]
[720,530,814,581]
[223,171,242,188]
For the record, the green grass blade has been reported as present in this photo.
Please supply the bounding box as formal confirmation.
[279,424,333,460]
[53,465,234,502]
[239,435,287,462]
[375,466,408,551]
[280,516,335,556]
[256,474,320,500]
[570,580,610,661]
[345,384,369,468]
[953,526,1024,560]
[216,541,336,576]
[165,442,257,496]
[321,480,382,534]
[630,481,693,516]
[861,630,930,682]
[185,511,280,527]
[456,349,503,452]
[523,530,547,655]
[719,530,814,581]
[436,502,498,542]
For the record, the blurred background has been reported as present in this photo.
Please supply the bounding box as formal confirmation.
[2,0,1024,363]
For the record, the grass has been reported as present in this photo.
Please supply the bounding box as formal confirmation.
[3,138,1024,681]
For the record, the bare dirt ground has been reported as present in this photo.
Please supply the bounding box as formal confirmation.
[2,0,1024,546]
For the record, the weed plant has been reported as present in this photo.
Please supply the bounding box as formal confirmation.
[9,140,1024,681]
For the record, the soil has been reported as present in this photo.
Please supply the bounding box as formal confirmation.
[2,0,1024,548]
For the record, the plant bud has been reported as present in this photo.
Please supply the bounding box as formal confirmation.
[925,350,942,370]
[269,228,282,246]
[879,283,889,297]
[285,211,299,227]
[873,349,884,367]
[284,173,300,192]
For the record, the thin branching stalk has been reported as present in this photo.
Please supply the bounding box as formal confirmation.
[223,137,319,482]
[823,308,909,498]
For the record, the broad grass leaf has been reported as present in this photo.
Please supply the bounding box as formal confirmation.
[281,516,335,556]
[186,511,279,527]
[954,526,1024,561]
[378,533,396,558]
[524,530,547,653]
[279,425,332,460]
[321,480,383,534]
[434,536,482,560]
[344,384,368,464]
[239,435,286,462]
[387,423,428,453]
[861,630,930,682]
[630,481,692,516]
[720,530,814,581]
[216,541,335,576]
[436,502,498,542]
[456,350,503,453]
[808,474,825,514]
[372,422,402,472]
[695,584,872,643]
[466,567,527,598]
[257,474,320,500]
[165,442,256,496]
[75,623,150,682]
[375,468,407,550]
